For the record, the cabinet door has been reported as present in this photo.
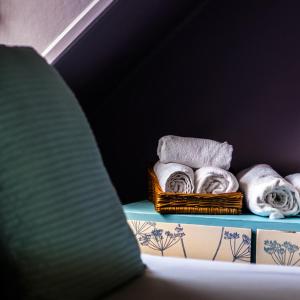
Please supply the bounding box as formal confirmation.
[128,220,251,263]
[256,229,300,266]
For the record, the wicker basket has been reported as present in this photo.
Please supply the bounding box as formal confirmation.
[148,168,243,214]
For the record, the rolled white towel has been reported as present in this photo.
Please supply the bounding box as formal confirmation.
[285,174,300,193]
[237,164,300,219]
[153,161,194,193]
[157,135,233,170]
[195,166,239,194]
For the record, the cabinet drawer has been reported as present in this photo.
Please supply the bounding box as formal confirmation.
[128,220,251,263]
[256,229,300,266]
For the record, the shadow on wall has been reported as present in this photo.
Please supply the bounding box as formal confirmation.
[61,0,300,203]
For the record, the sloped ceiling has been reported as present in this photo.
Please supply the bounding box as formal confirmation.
[0,0,114,62]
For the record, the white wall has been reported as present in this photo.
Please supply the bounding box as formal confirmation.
[0,0,114,62]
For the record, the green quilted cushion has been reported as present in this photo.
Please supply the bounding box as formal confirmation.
[0,46,143,300]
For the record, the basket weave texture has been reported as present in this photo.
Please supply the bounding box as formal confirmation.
[148,168,243,214]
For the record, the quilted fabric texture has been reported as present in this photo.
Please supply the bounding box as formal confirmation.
[0,46,143,300]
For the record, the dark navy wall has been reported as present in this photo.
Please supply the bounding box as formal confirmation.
[55,0,203,202]
[56,0,300,203]
[55,0,201,98]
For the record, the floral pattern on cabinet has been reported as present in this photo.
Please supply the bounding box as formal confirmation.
[128,220,251,263]
[257,229,300,266]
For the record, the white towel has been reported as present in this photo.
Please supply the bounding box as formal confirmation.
[153,161,194,193]
[157,135,233,170]
[195,166,239,194]
[237,164,300,219]
[285,174,300,193]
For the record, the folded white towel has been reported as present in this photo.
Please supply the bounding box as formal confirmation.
[157,135,233,170]
[153,161,194,193]
[285,174,300,193]
[195,166,239,194]
[237,164,300,219]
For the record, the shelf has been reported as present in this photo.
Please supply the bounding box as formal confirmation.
[123,200,300,232]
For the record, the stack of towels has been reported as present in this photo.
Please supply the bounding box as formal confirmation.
[154,135,239,195]
[238,164,300,219]
[154,135,300,219]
